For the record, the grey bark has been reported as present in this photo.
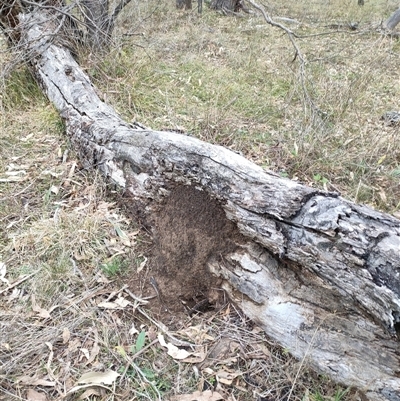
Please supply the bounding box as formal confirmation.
[9,6,400,401]
[73,0,132,50]
[211,0,241,12]
[176,0,192,10]
[81,0,111,49]
[384,8,400,30]
[0,0,22,45]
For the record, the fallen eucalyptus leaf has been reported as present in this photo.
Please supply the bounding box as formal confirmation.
[171,390,224,401]
[31,295,51,319]
[77,370,119,385]
[62,328,70,344]
[26,388,47,401]
[158,334,192,360]
[17,375,55,386]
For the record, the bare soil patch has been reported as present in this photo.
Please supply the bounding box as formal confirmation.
[127,185,244,325]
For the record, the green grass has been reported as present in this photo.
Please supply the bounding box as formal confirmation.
[105,0,400,213]
[101,256,129,277]
[2,67,47,110]
[310,387,350,401]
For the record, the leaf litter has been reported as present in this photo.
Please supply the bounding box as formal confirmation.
[0,270,350,401]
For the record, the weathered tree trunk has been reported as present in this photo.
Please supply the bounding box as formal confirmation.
[384,8,400,30]
[77,0,133,49]
[4,5,400,401]
[176,0,193,10]
[211,0,242,12]
[0,0,22,45]
[80,0,112,49]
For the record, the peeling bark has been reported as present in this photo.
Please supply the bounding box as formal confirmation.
[4,6,400,401]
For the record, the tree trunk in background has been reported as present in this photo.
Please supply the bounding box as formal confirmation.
[81,0,112,49]
[384,8,400,30]
[176,0,193,10]
[4,4,400,401]
[211,0,242,12]
[0,0,22,45]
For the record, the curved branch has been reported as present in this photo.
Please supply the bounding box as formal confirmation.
[245,0,324,119]
[111,0,132,22]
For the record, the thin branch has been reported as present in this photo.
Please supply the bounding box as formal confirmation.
[20,0,77,18]
[74,0,115,49]
[110,0,132,23]
[245,0,324,121]
[245,0,302,61]
[0,272,37,295]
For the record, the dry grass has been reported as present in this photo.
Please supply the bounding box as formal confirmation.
[1,0,400,400]
[98,0,400,212]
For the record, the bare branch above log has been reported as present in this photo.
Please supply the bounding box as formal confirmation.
[384,8,400,31]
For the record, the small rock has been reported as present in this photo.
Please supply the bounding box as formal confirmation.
[381,111,400,125]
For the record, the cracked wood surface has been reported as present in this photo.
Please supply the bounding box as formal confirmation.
[15,9,400,401]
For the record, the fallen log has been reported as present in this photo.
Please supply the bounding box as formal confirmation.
[6,7,400,401]
[384,8,400,31]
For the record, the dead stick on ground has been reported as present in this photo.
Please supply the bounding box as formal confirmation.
[120,338,159,380]
[0,272,37,295]
[123,286,151,304]
[137,307,195,347]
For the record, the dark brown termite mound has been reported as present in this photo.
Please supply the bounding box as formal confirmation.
[148,185,244,318]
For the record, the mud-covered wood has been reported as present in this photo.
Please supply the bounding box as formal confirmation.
[7,7,400,401]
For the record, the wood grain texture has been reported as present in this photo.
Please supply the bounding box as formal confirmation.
[15,9,400,400]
